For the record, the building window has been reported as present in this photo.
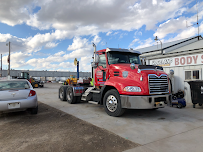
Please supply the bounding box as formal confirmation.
[185,70,200,80]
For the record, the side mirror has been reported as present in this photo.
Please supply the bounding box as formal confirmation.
[91,54,99,69]
[94,54,99,63]
[91,62,98,68]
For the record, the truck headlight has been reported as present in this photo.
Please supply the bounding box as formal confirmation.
[123,86,141,92]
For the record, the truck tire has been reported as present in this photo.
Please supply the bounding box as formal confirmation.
[59,86,67,101]
[66,86,77,104]
[103,89,125,117]
[76,96,81,103]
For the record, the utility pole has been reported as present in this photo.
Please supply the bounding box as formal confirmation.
[1,54,2,77]
[6,41,11,78]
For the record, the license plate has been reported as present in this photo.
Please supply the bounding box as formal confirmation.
[8,102,20,109]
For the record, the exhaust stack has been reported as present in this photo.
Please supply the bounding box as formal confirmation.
[92,43,96,88]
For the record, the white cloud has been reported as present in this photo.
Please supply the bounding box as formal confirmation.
[0,30,67,55]
[152,0,157,5]
[67,37,89,51]
[129,38,139,48]
[165,22,203,42]
[24,35,100,71]
[106,31,112,36]
[134,38,154,49]
[0,0,202,72]
[0,0,189,34]
[2,52,31,68]
[0,0,32,26]
[154,7,203,39]
[44,42,59,49]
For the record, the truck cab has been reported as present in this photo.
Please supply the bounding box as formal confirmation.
[59,47,171,117]
[91,48,170,116]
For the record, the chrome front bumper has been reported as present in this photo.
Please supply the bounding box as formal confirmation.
[120,94,171,109]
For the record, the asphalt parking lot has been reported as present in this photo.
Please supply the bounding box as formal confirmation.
[36,83,203,152]
[1,83,203,152]
[0,102,138,152]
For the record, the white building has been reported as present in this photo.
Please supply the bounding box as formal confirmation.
[139,36,203,103]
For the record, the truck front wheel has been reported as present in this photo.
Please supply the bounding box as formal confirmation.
[103,89,125,117]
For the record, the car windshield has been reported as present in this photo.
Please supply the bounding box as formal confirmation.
[107,52,141,65]
[0,81,30,90]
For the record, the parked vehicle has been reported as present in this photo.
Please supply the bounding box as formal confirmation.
[19,72,44,88]
[0,79,38,114]
[59,45,171,117]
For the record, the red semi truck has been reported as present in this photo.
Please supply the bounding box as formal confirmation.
[59,44,171,116]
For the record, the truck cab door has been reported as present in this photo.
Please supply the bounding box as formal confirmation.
[95,53,107,87]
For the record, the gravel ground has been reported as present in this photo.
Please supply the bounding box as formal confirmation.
[0,102,139,152]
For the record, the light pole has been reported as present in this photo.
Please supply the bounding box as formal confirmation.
[154,36,163,54]
[6,42,11,78]
[0,54,2,77]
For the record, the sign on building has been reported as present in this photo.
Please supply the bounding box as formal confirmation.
[150,53,203,67]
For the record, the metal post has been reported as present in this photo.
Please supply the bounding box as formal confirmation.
[8,42,10,76]
[159,40,163,54]
[6,41,11,79]
[154,36,163,54]
[1,54,2,77]
[77,61,79,79]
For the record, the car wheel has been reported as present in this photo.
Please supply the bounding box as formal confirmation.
[199,103,202,106]
[66,87,77,104]
[177,103,182,109]
[103,89,125,117]
[59,86,67,101]
[30,106,38,114]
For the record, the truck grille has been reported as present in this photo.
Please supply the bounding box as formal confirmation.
[148,74,169,94]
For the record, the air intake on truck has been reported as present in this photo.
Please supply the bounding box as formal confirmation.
[148,74,168,94]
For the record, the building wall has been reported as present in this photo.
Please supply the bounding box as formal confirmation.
[146,56,203,104]
[0,70,91,79]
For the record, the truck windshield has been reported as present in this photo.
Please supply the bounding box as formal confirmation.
[107,52,141,65]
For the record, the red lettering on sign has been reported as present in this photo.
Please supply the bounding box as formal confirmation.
[193,55,198,64]
[187,56,192,64]
[201,55,203,63]
[180,57,185,65]
[175,58,179,65]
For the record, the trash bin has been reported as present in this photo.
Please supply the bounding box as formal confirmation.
[187,80,203,108]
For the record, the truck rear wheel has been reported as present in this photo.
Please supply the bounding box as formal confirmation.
[103,89,125,117]
[66,86,77,104]
[59,86,67,101]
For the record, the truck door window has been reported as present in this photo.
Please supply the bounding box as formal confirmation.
[98,54,106,68]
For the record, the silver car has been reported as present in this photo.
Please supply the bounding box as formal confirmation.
[0,79,38,114]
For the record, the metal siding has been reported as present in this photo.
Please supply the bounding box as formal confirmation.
[1,70,91,78]
[168,39,203,54]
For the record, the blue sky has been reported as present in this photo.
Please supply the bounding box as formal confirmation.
[0,0,203,72]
